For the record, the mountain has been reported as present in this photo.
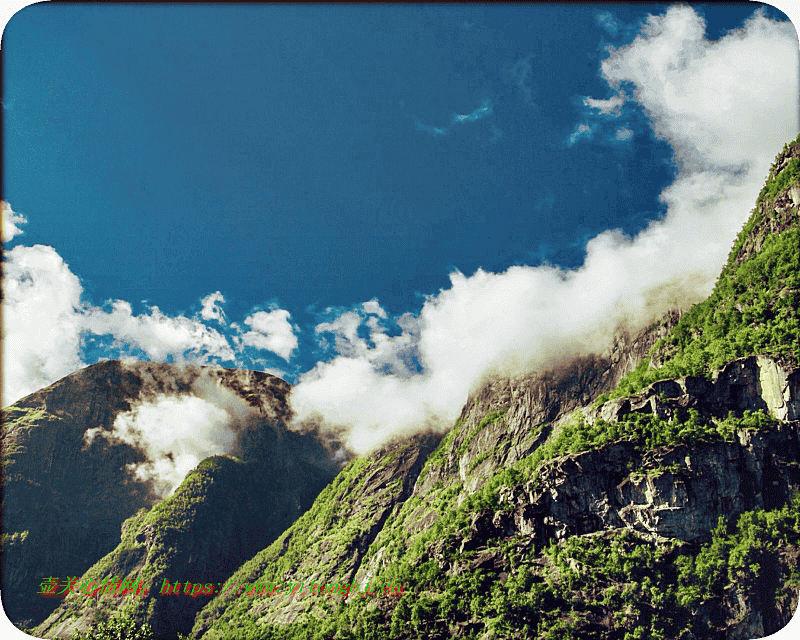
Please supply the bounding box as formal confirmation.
[1,361,343,631]
[11,135,800,639]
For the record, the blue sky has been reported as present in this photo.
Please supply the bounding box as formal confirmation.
[2,3,799,453]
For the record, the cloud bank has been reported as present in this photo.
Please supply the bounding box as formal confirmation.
[289,6,799,455]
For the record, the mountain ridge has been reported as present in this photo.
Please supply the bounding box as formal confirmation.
[7,135,800,639]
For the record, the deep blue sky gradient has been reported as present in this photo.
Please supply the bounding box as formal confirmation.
[2,2,793,376]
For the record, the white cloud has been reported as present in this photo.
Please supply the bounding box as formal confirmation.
[86,372,258,496]
[2,201,27,243]
[83,301,236,363]
[107,395,234,496]
[2,244,87,405]
[316,311,364,356]
[241,309,298,361]
[598,6,798,174]
[290,5,799,456]
[200,291,226,324]
[584,95,626,116]
[615,127,634,141]
[362,299,387,318]
[567,123,594,146]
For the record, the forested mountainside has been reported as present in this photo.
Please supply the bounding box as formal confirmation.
[1,362,343,631]
[19,136,800,640]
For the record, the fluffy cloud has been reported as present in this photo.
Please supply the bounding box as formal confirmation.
[84,370,258,496]
[597,6,797,174]
[200,291,226,324]
[362,298,387,319]
[290,5,799,456]
[98,394,234,496]
[241,309,298,361]
[583,95,626,116]
[83,301,236,363]
[2,244,87,405]
[2,200,27,242]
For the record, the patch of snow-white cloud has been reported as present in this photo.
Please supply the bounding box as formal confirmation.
[200,291,226,324]
[2,201,27,243]
[241,309,298,361]
[2,244,87,405]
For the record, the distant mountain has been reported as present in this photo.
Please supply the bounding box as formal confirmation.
[1,361,343,631]
[15,137,800,639]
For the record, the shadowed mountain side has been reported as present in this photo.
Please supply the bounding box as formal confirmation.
[191,433,440,638]
[1,361,342,630]
[34,453,341,639]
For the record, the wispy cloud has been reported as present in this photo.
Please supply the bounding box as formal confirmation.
[596,10,620,36]
[566,123,595,146]
[452,98,493,124]
[509,55,535,105]
[416,98,494,137]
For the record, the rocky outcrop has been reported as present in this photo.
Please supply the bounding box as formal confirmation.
[480,421,800,546]
[585,355,800,425]
[411,310,683,512]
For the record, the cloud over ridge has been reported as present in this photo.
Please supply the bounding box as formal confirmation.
[288,6,799,455]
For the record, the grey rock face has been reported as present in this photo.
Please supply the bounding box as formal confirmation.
[585,355,800,426]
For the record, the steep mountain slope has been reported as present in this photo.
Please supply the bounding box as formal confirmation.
[1,361,342,630]
[189,137,800,639]
[20,137,800,640]
[35,452,339,640]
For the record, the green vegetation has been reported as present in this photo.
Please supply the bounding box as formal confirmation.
[757,156,800,209]
[204,493,800,640]
[611,225,799,399]
[1,530,29,546]
[70,613,154,640]
[457,409,506,456]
